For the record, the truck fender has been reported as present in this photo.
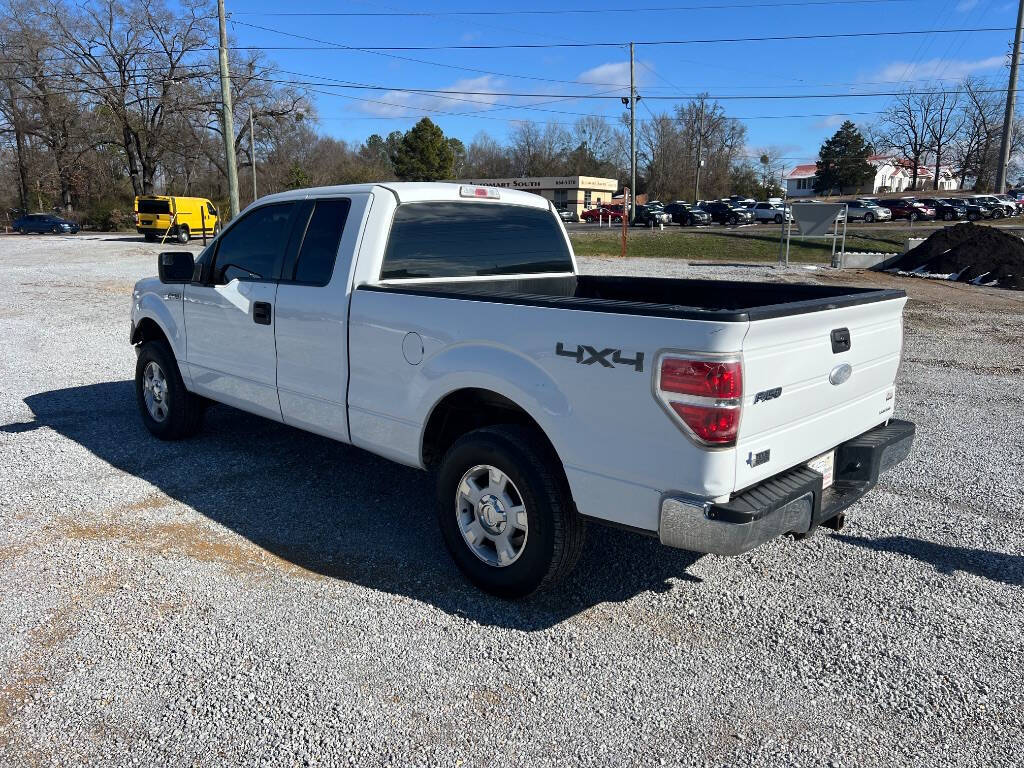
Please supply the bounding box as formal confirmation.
[416,343,571,462]
[131,291,189,386]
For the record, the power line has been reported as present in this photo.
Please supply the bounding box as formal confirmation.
[227,21,1014,50]
[231,0,925,16]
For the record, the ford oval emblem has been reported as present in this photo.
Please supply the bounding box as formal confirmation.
[829,363,853,386]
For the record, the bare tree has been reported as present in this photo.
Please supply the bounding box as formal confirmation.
[924,89,963,190]
[882,91,934,190]
[41,0,216,195]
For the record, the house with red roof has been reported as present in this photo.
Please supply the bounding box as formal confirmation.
[783,155,959,197]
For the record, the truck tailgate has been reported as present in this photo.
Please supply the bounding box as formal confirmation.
[734,296,906,492]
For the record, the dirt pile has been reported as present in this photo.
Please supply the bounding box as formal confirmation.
[889,222,1024,290]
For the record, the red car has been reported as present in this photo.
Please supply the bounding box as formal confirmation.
[580,207,623,223]
[878,199,936,221]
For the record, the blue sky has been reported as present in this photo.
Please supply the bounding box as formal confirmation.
[224,0,1018,166]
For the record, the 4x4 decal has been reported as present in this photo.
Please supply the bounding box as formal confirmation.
[555,342,645,372]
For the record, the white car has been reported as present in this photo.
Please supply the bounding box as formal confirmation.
[750,202,792,223]
[130,182,915,597]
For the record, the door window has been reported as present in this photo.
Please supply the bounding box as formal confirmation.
[212,202,295,284]
[290,199,351,286]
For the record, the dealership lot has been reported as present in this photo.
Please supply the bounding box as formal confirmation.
[1,234,1022,767]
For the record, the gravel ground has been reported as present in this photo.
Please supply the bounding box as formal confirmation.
[1,234,1022,767]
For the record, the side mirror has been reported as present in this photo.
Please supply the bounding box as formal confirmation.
[158,251,195,283]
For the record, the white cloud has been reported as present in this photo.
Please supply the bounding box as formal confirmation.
[812,114,848,130]
[956,0,979,11]
[577,60,651,88]
[866,56,1004,83]
[356,75,504,118]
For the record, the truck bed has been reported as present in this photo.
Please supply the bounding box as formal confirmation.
[361,275,905,321]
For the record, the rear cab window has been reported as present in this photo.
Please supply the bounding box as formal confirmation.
[380,202,572,280]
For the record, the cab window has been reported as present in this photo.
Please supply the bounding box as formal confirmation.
[290,199,351,286]
[211,202,295,284]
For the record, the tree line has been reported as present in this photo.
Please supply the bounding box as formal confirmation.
[2,0,1020,227]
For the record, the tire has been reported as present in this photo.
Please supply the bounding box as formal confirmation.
[176,225,190,244]
[992,209,1004,219]
[943,211,953,221]
[968,212,980,221]
[647,219,654,228]
[909,212,918,221]
[864,212,874,223]
[144,233,157,242]
[135,340,205,440]
[436,425,585,599]
[728,214,739,225]
[18,227,27,234]
[51,225,61,234]
[774,214,783,224]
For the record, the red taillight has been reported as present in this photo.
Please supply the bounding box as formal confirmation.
[669,403,739,444]
[657,356,742,446]
[660,359,742,399]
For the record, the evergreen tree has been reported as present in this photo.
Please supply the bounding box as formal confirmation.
[814,121,875,195]
[391,118,455,181]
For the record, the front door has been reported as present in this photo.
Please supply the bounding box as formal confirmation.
[184,201,298,421]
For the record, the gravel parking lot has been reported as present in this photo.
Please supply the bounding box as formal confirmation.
[1,233,1022,767]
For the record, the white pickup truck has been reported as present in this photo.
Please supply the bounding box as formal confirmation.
[131,182,915,597]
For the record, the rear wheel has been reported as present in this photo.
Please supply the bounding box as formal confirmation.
[436,425,585,598]
[144,233,157,242]
[18,227,27,234]
[135,340,205,440]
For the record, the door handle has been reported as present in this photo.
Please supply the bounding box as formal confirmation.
[253,301,272,325]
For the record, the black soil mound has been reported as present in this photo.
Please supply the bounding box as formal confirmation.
[890,222,1024,290]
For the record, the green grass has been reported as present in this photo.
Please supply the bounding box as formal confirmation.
[569,229,907,263]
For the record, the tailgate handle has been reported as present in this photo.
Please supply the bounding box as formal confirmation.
[830,327,851,354]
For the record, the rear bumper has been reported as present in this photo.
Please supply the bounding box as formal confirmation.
[659,419,915,555]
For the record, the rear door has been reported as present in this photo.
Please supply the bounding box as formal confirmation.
[734,297,906,492]
[184,201,299,421]
[274,195,368,441]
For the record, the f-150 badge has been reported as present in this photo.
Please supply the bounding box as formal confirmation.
[556,342,644,372]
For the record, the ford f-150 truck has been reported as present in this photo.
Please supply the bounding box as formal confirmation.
[130,182,915,598]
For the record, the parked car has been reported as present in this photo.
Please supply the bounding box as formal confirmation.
[699,201,755,226]
[727,195,755,207]
[972,195,1014,218]
[632,204,671,227]
[877,199,935,221]
[965,197,998,219]
[915,198,963,222]
[993,194,1021,216]
[135,195,219,243]
[749,202,791,224]
[557,209,579,223]
[13,213,80,234]
[940,198,986,221]
[131,181,915,597]
[664,202,710,227]
[844,200,891,223]
[580,207,623,223]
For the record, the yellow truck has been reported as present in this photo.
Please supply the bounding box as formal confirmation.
[135,195,219,244]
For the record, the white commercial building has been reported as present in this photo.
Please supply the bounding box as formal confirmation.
[456,175,618,216]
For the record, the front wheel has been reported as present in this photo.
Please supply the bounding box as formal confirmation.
[176,225,190,244]
[436,425,585,598]
[728,214,739,225]
[992,209,1004,219]
[910,212,918,221]
[135,340,205,440]
[968,212,980,221]
[864,212,874,223]
[774,214,783,224]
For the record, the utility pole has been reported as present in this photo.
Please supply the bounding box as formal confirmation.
[629,42,636,225]
[996,0,1024,193]
[249,107,257,203]
[693,100,704,203]
[218,0,239,218]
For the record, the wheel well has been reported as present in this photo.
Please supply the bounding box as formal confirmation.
[422,388,558,469]
[131,317,169,347]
